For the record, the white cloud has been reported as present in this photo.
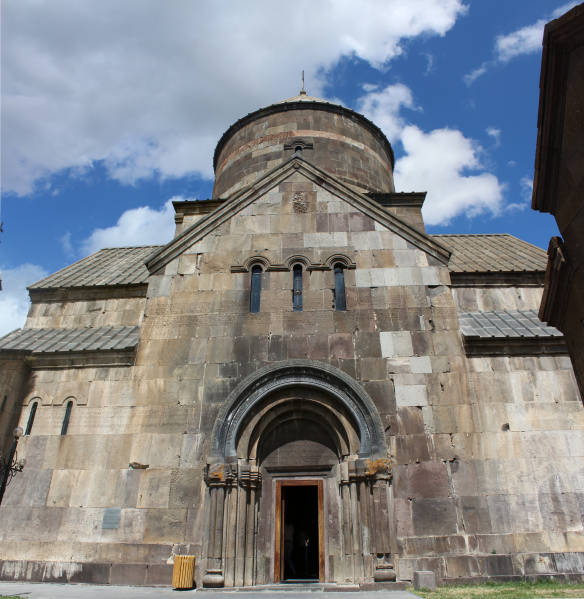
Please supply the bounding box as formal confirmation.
[80,198,179,256]
[520,176,534,201]
[465,2,578,84]
[486,127,501,147]
[357,83,505,226]
[357,83,418,143]
[0,264,49,337]
[60,232,75,258]
[422,53,435,75]
[2,0,467,196]
[395,126,505,226]
[464,62,490,86]
[495,21,547,63]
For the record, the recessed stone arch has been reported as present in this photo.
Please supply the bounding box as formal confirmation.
[209,360,387,463]
[239,391,358,462]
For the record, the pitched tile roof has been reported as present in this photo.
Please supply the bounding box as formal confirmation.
[459,310,562,338]
[29,246,160,290]
[0,326,140,353]
[432,234,547,273]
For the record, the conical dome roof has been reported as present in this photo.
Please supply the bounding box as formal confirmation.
[262,89,340,108]
[273,89,340,105]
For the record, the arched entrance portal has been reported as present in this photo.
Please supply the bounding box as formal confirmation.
[202,361,395,588]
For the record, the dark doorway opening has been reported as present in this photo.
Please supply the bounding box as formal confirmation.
[281,483,323,581]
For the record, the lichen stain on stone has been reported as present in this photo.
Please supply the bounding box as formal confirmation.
[365,458,392,477]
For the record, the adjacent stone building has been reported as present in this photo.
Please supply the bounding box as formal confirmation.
[532,2,584,398]
[0,90,582,588]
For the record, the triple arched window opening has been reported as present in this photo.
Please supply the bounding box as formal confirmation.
[250,262,346,313]
[23,399,73,437]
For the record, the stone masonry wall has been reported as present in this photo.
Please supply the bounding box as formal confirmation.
[213,108,395,199]
[452,287,543,312]
[1,170,583,585]
[0,359,29,453]
[25,296,146,329]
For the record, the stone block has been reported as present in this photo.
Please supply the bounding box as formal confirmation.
[23,469,53,507]
[407,461,450,498]
[445,555,481,578]
[477,554,516,576]
[410,356,432,373]
[390,407,425,436]
[149,434,182,469]
[460,496,492,534]
[110,563,147,586]
[394,434,431,465]
[451,460,478,496]
[69,562,111,584]
[41,561,70,583]
[143,509,187,543]
[362,380,395,414]
[146,563,174,586]
[169,468,202,508]
[137,469,172,508]
[414,570,436,591]
[395,385,428,407]
[380,331,413,357]
[412,498,458,536]
[114,469,141,508]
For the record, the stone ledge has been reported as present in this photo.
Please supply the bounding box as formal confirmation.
[0,560,173,587]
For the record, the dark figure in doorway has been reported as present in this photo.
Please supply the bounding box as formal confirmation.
[284,520,296,577]
[297,524,309,576]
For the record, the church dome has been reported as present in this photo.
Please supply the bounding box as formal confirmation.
[212,89,395,199]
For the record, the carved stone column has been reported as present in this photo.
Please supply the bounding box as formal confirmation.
[347,458,396,583]
[203,463,237,588]
[240,465,261,587]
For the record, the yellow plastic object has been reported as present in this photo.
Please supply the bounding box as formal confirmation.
[172,555,196,589]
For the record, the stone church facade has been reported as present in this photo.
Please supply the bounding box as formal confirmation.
[0,91,583,588]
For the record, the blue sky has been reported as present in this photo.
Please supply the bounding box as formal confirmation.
[1,0,575,334]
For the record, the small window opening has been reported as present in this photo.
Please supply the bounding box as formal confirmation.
[334,264,347,311]
[61,401,73,436]
[25,402,38,436]
[294,145,303,157]
[293,265,303,312]
[250,266,262,313]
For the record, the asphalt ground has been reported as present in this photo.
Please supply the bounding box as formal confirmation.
[0,583,420,599]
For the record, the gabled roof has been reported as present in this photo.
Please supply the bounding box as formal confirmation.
[0,326,140,353]
[145,156,452,274]
[433,234,547,273]
[459,310,561,339]
[29,246,158,290]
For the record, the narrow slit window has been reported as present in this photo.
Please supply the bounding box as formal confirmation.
[334,264,347,311]
[250,266,262,313]
[293,265,303,312]
[25,402,38,436]
[61,401,73,436]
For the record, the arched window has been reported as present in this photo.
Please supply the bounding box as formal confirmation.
[25,402,38,436]
[250,266,262,313]
[293,265,303,312]
[61,401,73,436]
[334,263,346,311]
